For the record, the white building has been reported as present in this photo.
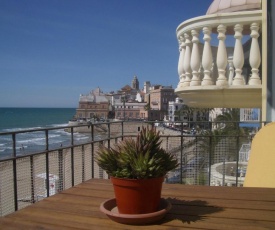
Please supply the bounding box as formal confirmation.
[168,98,186,122]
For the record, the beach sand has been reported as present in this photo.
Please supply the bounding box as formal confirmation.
[0,142,108,216]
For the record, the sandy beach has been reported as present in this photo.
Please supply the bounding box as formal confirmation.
[0,142,108,216]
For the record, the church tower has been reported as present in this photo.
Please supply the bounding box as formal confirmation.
[132,75,139,90]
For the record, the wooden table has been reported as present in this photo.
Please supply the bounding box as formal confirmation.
[0,179,275,229]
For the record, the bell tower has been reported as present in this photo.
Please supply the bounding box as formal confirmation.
[132,75,139,90]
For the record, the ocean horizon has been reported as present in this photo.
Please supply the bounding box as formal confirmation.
[0,107,92,159]
[0,107,76,131]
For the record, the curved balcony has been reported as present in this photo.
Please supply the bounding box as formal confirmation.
[175,10,262,108]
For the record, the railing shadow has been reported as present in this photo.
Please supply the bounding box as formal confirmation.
[159,197,224,225]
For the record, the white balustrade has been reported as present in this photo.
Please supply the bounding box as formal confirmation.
[232,24,245,85]
[190,29,201,86]
[202,27,214,86]
[177,36,186,88]
[175,10,262,108]
[216,25,228,86]
[248,23,261,85]
[176,12,262,90]
[183,33,192,86]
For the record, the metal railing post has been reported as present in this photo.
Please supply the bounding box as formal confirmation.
[91,124,94,178]
[45,130,50,197]
[82,145,85,182]
[30,155,35,203]
[208,135,212,186]
[235,135,240,186]
[58,149,64,192]
[12,133,18,211]
[70,127,74,187]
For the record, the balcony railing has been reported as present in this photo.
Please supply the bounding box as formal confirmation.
[175,10,262,108]
[0,120,264,216]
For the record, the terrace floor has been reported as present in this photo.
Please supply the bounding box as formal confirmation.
[0,179,275,229]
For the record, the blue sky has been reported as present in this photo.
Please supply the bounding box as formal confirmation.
[0,0,213,108]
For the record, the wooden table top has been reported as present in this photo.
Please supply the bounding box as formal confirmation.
[1,178,275,229]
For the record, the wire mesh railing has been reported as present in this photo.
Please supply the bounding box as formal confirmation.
[0,120,264,216]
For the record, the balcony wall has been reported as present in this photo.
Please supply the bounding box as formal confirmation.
[175,10,262,108]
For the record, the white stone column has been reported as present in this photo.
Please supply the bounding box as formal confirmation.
[216,25,228,86]
[202,27,213,85]
[249,22,261,85]
[177,36,186,88]
[183,33,192,86]
[232,24,245,85]
[190,29,201,86]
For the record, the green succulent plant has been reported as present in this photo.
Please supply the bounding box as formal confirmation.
[96,126,179,179]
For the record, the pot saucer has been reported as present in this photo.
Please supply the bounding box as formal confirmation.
[100,198,171,225]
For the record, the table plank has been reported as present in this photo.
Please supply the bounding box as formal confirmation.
[162,184,275,201]
[0,179,275,230]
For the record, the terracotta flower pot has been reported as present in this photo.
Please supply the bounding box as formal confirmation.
[111,176,164,214]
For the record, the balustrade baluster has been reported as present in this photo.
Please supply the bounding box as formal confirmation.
[183,33,192,86]
[199,64,204,81]
[190,29,201,86]
[228,57,234,85]
[232,24,245,85]
[249,22,261,85]
[202,27,213,85]
[177,36,186,88]
[216,25,228,86]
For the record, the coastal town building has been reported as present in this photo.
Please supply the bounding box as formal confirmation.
[167,98,211,129]
[75,78,179,122]
[75,73,232,123]
[74,76,144,121]
[114,101,147,120]
[115,76,140,102]
[108,76,178,121]
[135,91,145,103]
[167,98,187,123]
[75,87,111,120]
[149,85,177,121]
[111,76,144,120]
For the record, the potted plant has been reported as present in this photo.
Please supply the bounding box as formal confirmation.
[96,126,178,215]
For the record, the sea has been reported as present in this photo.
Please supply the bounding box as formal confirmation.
[0,108,91,159]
